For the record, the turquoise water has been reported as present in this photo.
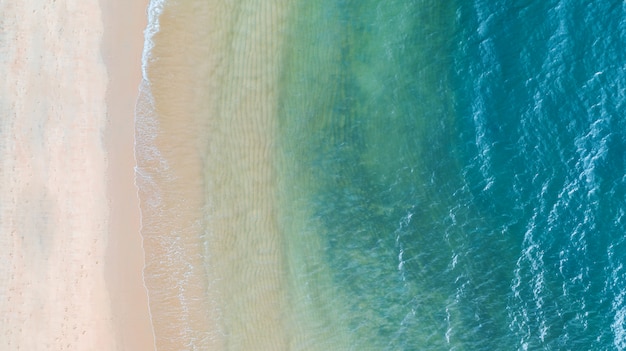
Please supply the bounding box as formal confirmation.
[138,0,626,349]
[277,0,626,349]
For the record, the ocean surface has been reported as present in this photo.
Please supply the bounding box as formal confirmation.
[135,0,626,349]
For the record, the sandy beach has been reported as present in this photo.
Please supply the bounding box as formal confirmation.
[0,1,153,350]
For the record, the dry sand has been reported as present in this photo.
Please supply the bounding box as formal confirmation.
[0,1,153,350]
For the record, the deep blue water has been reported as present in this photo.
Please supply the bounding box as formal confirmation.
[277,0,626,349]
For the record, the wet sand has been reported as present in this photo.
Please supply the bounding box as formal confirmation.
[100,0,156,350]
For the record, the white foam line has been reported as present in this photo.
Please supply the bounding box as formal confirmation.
[141,0,167,81]
[133,105,158,351]
[133,1,168,348]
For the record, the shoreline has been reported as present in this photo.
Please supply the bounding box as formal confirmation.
[135,1,292,349]
[135,1,223,348]
[100,0,156,350]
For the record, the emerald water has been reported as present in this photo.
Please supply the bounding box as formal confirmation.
[277,1,467,349]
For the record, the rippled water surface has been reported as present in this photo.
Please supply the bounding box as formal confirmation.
[138,1,626,349]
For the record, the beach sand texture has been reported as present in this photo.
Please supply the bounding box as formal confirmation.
[1,1,153,350]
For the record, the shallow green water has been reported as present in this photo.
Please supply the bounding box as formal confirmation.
[277,1,473,349]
